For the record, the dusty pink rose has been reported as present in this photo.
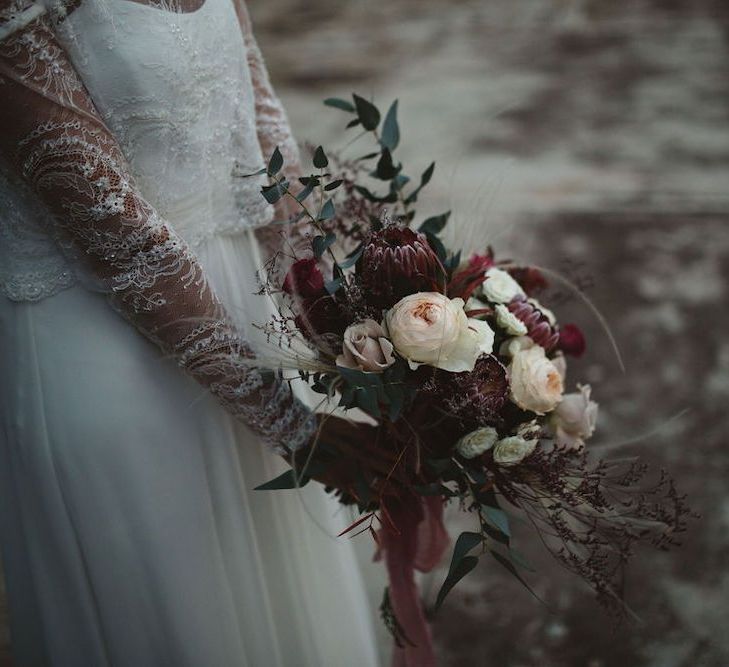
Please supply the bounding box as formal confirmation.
[337,319,396,373]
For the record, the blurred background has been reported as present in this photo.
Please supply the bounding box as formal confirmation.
[2,0,728,665]
[249,0,728,665]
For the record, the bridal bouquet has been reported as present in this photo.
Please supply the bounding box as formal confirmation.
[242,95,691,666]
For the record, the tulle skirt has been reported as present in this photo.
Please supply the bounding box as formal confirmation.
[0,231,380,667]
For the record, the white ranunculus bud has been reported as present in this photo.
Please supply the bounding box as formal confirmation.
[455,426,498,459]
[336,319,396,373]
[549,384,598,449]
[508,345,564,414]
[493,435,538,465]
[384,292,494,373]
[495,304,528,336]
[482,268,525,304]
[499,335,535,358]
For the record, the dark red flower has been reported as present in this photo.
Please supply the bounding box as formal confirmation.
[508,266,548,295]
[282,258,325,298]
[558,323,586,357]
[295,294,347,343]
[429,354,509,427]
[358,226,443,310]
[508,295,560,352]
[447,252,494,301]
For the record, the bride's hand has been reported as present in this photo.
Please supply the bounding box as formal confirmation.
[290,415,406,503]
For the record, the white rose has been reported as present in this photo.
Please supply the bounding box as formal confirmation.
[336,319,396,373]
[482,268,525,304]
[509,346,564,414]
[455,426,498,459]
[495,304,528,336]
[384,292,494,373]
[549,384,598,449]
[493,435,537,466]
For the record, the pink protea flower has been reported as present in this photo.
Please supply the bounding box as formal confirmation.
[507,295,560,352]
[358,226,443,309]
[558,323,586,357]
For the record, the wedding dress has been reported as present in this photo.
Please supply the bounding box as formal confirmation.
[0,0,380,664]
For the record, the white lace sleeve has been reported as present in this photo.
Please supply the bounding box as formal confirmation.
[0,4,316,453]
[233,0,311,258]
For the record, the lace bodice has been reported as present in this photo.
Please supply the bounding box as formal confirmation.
[0,0,315,452]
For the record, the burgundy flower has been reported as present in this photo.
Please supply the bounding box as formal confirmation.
[558,323,586,357]
[282,258,325,298]
[447,252,494,301]
[358,226,443,310]
[508,266,548,296]
[295,294,347,342]
[431,354,509,427]
[508,296,560,352]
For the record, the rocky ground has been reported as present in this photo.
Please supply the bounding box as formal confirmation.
[2,1,728,665]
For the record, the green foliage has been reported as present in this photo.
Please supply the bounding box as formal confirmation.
[380,100,400,151]
[267,146,283,176]
[324,97,356,112]
[352,94,381,131]
[418,211,451,236]
[318,198,336,221]
[313,145,329,169]
[261,181,288,204]
[312,232,336,258]
[435,531,483,609]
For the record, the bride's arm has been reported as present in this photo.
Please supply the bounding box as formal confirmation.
[0,3,315,453]
[233,1,310,258]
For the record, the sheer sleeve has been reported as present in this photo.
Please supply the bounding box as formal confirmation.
[233,0,311,258]
[0,3,316,453]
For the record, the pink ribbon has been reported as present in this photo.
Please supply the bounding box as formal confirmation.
[379,495,449,667]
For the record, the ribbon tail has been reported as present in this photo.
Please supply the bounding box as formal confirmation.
[381,496,448,667]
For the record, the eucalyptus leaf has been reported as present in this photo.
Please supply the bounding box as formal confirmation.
[267,146,283,176]
[346,118,361,129]
[318,198,336,221]
[261,181,288,204]
[312,232,336,258]
[313,145,329,169]
[374,148,400,180]
[324,179,344,191]
[484,506,511,539]
[418,211,451,236]
[238,167,267,178]
[435,530,483,609]
[337,244,364,270]
[324,97,356,112]
[380,99,400,151]
[353,94,381,131]
[324,277,343,295]
[296,181,316,203]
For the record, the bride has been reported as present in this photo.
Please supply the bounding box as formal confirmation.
[0,0,383,664]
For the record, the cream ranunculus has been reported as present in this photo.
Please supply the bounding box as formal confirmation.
[495,303,528,336]
[493,435,537,466]
[455,426,498,459]
[384,292,494,372]
[549,384,598,449]
[508,345,564,414]
[337,319,396,373]
[482,268,525,304]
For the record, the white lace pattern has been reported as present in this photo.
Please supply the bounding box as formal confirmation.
[0,0,315,452]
